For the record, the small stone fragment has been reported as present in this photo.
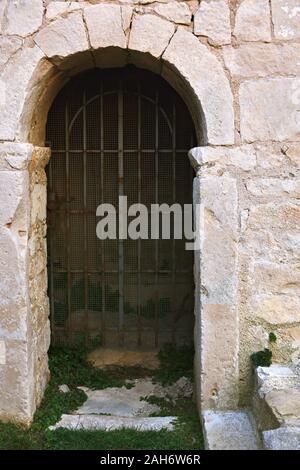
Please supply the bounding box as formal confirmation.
[58,384,70,394]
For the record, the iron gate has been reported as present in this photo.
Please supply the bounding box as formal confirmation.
[46,67,195,348]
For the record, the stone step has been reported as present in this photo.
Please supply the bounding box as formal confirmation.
[49,414,176,432]
[263,427,300,450]
[253,365,300,431]
[252,364,300,449]
[202,410,260,450]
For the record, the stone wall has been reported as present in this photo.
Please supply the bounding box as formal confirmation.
[0,143,50,425]
[0,0,299,422]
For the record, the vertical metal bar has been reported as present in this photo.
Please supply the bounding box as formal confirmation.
[172,102,176,344]
[118,80,124,347]
[48,155,55,341]
[83,90,89,343]
[154,89,159,348]
[137,82,142,347]
[65,103,72,344]
[100,80,106,346]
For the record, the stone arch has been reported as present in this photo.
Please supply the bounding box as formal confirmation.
[0,6,234,147]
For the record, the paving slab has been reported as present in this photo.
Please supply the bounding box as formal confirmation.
[49,377,192,432]
[263,427,300,450]
[49,414,176,432]
[202,410,259,450]
[76,379,160,417]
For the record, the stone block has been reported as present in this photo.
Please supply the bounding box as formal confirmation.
[0,170,29,229]
[34,12,89,66]
[246,178,300,198]
[0,46,46,141]
[271,0,300,40]
[0,143,33,171]
[223,43,300,78]
[251,261,300,295]
[200,305,239,409]
[284,143,300,168]
[46,1,81,20]
[30,183,47,225]
[194,0,231,45]
[163,28,234,145]
[0,339,33,425]
[84,4,127,50]
[234,0,271,42]
[253,294,300,324]
[243,203,300,263]
[247,203,300,232]
[240,78,300,142]
[263,427,300,450]
[189,145,257,172]
[2,0,43,37]
[202,410,259,450]
[50,414,176,432]
[0,37,23,70]
[153,2,191,24]
[129,14,175,58]
[265,389,300,426]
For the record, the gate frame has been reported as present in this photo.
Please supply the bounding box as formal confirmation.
[0,11,238,425]
[47,68,196,349]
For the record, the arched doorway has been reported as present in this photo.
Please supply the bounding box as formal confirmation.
[46,66,196,350]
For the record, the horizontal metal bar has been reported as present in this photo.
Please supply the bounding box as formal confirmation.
[51,269,193,275]
[51,149,191,154]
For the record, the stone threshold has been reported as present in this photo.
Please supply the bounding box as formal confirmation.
[202,410,260,450]
[253,364,300,450]
[49,414,176,432]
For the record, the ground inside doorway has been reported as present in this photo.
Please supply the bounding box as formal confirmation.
[49,376,192,432]
[0,344,203,450]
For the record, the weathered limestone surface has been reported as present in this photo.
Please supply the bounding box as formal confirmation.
[50,414,176,432]
[240,78,300,142]
[244,203,300,264]
[193,171,239,409]
[1,0,43,37]
[34,12,89,67]
[46,1,81,20]
[271,0,300,39]
[263,427,300,450]
[202,410,259,450]
[223,43,300,78]
[265,389,300,426]
[0,37,23,70]
[84,4,127,50]
[129,14,175,57]
[254,365,300,449]
[0,144,32,424]
[153,2,191,24]
[246,178,300,198]
[163,28,235,145]
[194,0,231,45]
[28,147,51,409]
[285,144,300,168]
[0,46,46,141]
[0,144,50,425]
[254,296,300,325]
[188,145,257,171]
[234,0,271,42]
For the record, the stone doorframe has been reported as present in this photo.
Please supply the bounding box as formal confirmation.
[0,6,238,425]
